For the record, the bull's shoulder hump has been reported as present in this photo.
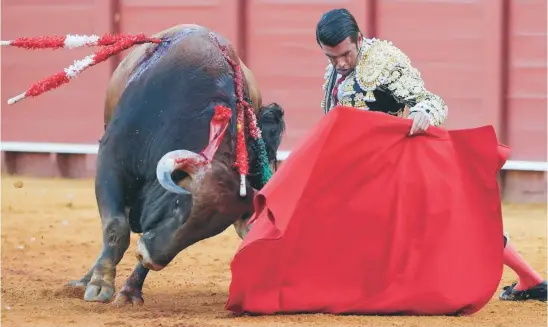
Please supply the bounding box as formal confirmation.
[241,59,262,109]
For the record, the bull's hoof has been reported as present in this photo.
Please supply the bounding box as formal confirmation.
[66,279,87,289]
[84,281,115,303]
[112,287,144,306]
[63,280,88,298]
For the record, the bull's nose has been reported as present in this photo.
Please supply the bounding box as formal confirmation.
[135,239,165,271]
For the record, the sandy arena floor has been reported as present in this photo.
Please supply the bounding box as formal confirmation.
[1,176,546,327]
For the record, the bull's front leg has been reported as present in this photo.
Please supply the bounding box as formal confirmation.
[112,262,149,306]
[66,168,130,303]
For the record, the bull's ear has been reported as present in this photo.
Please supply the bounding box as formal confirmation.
[257,103,286,162]
[261,102,285,121]
[259,103,286,134]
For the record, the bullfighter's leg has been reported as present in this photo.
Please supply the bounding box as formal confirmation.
[112,262,149,306]
[67,168,130,303]
[500,233,547,301]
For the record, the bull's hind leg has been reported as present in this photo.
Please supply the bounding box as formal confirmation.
[67,167,130,303]
[112,262,149,306]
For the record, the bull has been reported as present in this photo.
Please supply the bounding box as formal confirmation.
[65,24,286,306]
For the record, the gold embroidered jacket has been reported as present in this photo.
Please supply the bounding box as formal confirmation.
[321,38,448,126]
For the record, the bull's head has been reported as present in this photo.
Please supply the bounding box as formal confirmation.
[136,103,285,271]
[156,102,285,197]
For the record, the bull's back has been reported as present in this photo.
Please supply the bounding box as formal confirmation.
[103,24,261,127]
[101,32,237,176]
[104,24,200,125]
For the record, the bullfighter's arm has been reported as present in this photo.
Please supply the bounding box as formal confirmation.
[357,40,449,127]
[320,62,334,112]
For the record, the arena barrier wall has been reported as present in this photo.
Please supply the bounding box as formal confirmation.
[1,0,546,203]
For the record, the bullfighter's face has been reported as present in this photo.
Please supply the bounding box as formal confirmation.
[320,35,363,77]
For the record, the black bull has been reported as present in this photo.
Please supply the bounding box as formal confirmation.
[66,28,286,305]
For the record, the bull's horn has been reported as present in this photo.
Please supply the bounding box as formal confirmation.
[233,218,250,240]
[156,149,210,195]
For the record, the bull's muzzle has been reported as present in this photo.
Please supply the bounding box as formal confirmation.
[156,150,209,195]
[135,238,165,271]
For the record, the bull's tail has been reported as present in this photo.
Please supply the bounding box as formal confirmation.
[2,33,161,105]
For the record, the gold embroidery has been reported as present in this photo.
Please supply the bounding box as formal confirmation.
[340,95,353,107]
[354,39,448,126]
[321,63,334,112]
[364,91,375,102]
[322,63,332,92]
[343,77,356,93]
[353,92,367,109]
[318,37,447,123]
[388,108,404,118]
[384,54,448,126]
[354,39,400,102]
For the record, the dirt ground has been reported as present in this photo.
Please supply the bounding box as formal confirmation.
[1,176,546,327]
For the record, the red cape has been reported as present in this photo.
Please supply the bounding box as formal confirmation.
[226,106,507,316]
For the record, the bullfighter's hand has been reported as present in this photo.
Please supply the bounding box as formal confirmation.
[408,111,430,136]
